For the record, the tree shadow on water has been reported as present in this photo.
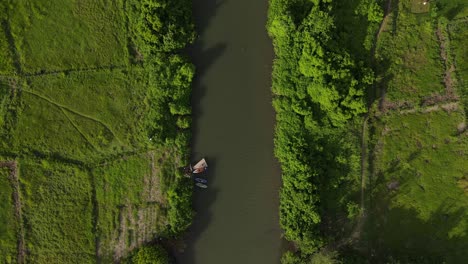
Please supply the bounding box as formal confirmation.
[183,0,227,149]
[186,42,226,135]
[173,158,219,264]
[174,2,226,263]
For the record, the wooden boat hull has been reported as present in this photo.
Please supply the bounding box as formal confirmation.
[195,178,208,183]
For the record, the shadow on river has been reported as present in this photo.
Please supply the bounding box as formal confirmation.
[174,0,283,263]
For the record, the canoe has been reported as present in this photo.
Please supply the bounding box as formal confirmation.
[192,158,208,174]
[195,178,208,184]
[195,182,207,188]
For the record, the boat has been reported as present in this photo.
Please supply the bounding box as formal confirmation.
[195,177,207,184]
[192,158,208,174]
[195,182,208,188]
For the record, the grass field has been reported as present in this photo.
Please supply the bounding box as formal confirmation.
[0,166,17,263]
[410,0,430,14]
[368,109,468,262]
[13,69,150,162]
[376,0,445,105]
[20,159,95,263]
[9,0,128,74]
[0,0,194,262]
[93,152,171,262]
[0,2,15,75]
[0,26,14,75]
[448,19,468,113]
[363,0,468,262]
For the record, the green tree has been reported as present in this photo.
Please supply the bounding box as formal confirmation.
[309,251,342,264]
[129,245,169,264]
[128,0,195,55]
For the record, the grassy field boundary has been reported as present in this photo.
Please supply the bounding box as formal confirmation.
[349,0,393,247]
[60,108,100,152]
[0,160,24,263]
[0,17,21,74]
[22,88,123,145]
[22,65,129,78]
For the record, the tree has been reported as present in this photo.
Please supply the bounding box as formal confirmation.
[309,251,342,264]
[129,245,169,264]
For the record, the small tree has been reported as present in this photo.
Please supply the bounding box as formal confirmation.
[309,251,342,264]
[130,245,169,264]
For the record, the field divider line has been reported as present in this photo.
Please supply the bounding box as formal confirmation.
[60,108,101,152]
[1,19,23,74]
[22,65,129,78]
[22,89,123,145]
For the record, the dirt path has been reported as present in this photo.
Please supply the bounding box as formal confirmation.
[0,161,25,263]
[349,0,393,245]
[375,0,393,110]
[22,89,123,144]
[436,21,457,97]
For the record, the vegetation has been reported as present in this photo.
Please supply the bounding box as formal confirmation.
[0,167,17,263]
[368,110,468,263]
[448,17,468,114]
[363,1,468,262]
[0,0,195,262]
[20,159,95,263]
[268,0,380,255]
[376,1,445,104]
[269,0,467,262]
[127,245,169,264]
[9,0,128,74]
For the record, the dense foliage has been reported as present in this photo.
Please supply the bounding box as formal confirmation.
[268,0,380,255]
[128,0,195,55]
[128,245,169,264]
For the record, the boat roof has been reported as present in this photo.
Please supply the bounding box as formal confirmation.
[193,158,207,169]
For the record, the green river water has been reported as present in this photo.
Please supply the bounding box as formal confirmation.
[174,0,282,263]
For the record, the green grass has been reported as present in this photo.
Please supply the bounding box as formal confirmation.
[0,80,10,128]
[0,0,194,262]
[448,19,468,113]
[376,0,445,104]
[0,167,17,263]
[0,25,15,75]
[92,153,169,262]
[20,159,95,263]
[411,0,430,14]
[14,69,150,162]
[368,110,468,262]
[0,1,15,75]
[14,90,98,161]
[9,0,128,73]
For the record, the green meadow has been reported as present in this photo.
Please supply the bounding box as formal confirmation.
[375,0,446,105]
[0,0,195,262]
[20,159,95,263]
[363,0,468,262]
[9,0,128,74]
[0,166,17,263]
[368,110,468,262]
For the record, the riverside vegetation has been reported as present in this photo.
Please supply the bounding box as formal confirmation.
[0,0,195,263]
[268,0,467,263]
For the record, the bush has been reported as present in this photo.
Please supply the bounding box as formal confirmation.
[129,245,169,264]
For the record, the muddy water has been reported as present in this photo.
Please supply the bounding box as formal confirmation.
[175,0,282,263]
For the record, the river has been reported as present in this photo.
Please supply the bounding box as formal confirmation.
[174,0,282,263]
